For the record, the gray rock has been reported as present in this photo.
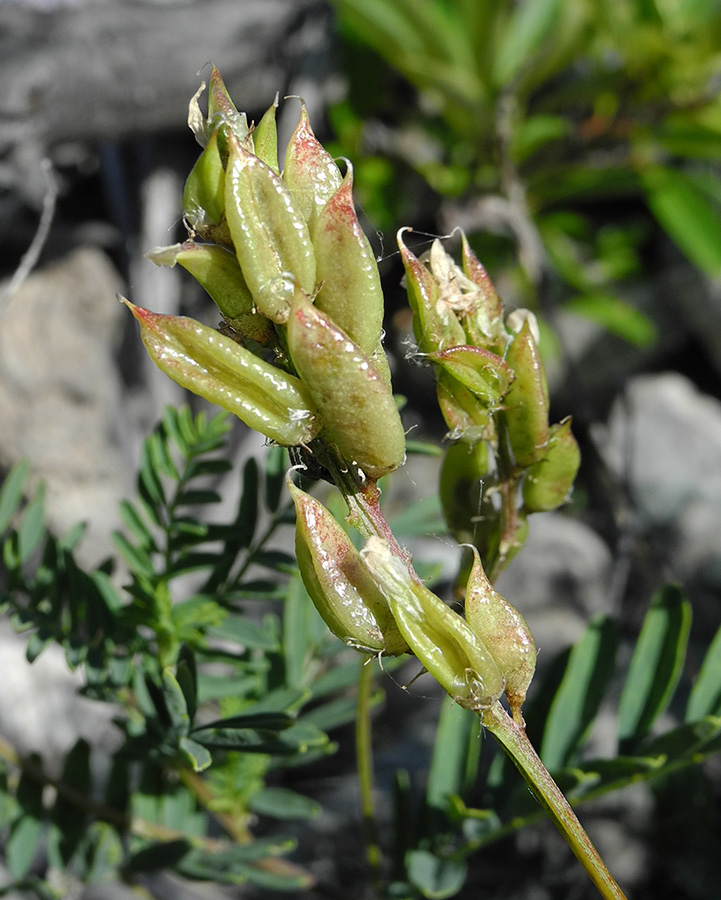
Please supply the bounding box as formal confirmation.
[496,513,614,661]
[0,247,132,566]
[594,372,721,594]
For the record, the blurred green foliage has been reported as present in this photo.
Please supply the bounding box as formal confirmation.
[329,0,721,345]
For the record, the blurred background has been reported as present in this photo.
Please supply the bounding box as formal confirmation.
[1,0,721,897]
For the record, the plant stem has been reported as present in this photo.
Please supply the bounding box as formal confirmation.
[482,702,628,900]
[319,442,626,899]
[356,656,383,889]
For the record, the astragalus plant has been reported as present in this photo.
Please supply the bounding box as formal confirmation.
[126,68,634,900]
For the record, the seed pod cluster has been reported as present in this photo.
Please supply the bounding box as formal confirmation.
[398,231,580,576]
[134,70,405,479]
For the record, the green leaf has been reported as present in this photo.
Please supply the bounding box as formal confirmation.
[303,689,384,732]
[6,811,44,880]
[252,548,296,572]
[404,439,443,457]
[642,166,721,276]
[161,669,190,733]
[177,841,311,889]
[191,710,295,751]
[148,430,179,481]
[641,715,721,761]
[175,489,222,506]
[17,487,46,563]
[493,0,563,85]
[190,726,291,752]
[686,625,721,721]
[618,584,692,751]
[282,574,322,689]
[426,702,480,820]
[161,406,189,455]
[565,294,657,347]
[406,849,468,900]
[540,615,618,770]
[6,758,45,879]
[139,440,166,508]
[112,531,155,578]
[118,500,156,551]
[83,821,125,884]
[175,645,198,722]
[48,739,91,867]
[265,445,287,513]
[178,736,213,772]
[236,456,259,548]
[248,787,321,820]
[0,460,29,534]
[208,614,280,651]
[0,766,12,827]
[124,839,191,873]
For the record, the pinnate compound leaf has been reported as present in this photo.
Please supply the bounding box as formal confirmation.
[540,615,618,770]
[618,584,691,751]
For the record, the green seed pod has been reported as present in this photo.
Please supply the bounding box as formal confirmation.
[439,439,493,545]
[283,100,343,229]
[286,289,406,480]
[225,133,316,324]
[522,417,581,512]
[397,229,466,354]
[289,480,409,656]
[183,129,227,238]
[311,163,384,355]
[459,232,505,349]
[362,537,504,710]
[252,93,280,174]
[437,368,496,444]
[124,300,321,446]
[207,66,251,146]
[503,318,550,467]
[463,546,536,722]
[428,345,513,407]
[145,242,275,346]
